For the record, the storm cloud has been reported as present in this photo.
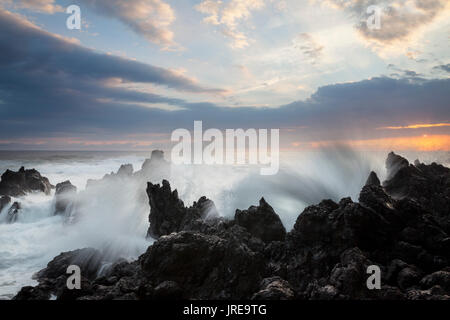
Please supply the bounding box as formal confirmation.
[0,8,449,148]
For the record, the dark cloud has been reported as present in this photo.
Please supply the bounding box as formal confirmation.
[386,64,423,79]
[433,64,450,73]
[0,8,449,148]
[325,0,448,45]
[0,9,221,93]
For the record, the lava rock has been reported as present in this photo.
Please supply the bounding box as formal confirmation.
[54,180,77,216]
[139,231,265,299]
[251,277,294,300]
[0,167,53,197]
[146,180,219,239]
[235,198,286,243]
[14,152,450,300]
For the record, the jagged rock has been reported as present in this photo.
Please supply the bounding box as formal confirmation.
[420,271,450,291]
[359,175,394,214]
[14,152,450,300]
[13,286,51,300]
[146,180,219,239]
[0,167,53,197]
[139,231,265,299]
[385,152,410,180]
[365,171,381,186]
[152,281,183,300]
[383,152,450,222]
[235,198,286,243]
[251,277,294,300]
[397,266,423,290]
[54,180,77,216]
[13,248,112,300]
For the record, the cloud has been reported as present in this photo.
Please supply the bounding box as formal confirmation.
[196,0,265,49]
[321,0,450,54]
[378,123,450,130]
[79,0,177,49]
[433,64,450,73]
[2,0,177,48]
[0,8,449,150]
[0,9,222,93]
[293,33,324,65]
[0,8,227,138]
[0,0,62,13]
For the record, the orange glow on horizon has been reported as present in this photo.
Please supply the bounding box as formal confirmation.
[378,123,450,130]
[291,135,450,151]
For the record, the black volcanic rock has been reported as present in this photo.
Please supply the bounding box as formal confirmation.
[139,231,265,299]
[14,248,108,300]
[235,198,286,242]
[54,180,77,216]
[146,180,220,239]
[14,152,450,300]
[0,167,53,197]
[251,277,295,300]
[385,152,409,180]
[365,171,381,186]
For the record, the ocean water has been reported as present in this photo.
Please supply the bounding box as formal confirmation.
[0,149,448,299]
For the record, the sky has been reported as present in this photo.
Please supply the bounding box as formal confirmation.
[0,0,449,151]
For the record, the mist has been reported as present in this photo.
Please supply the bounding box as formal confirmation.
[0,147,446,299]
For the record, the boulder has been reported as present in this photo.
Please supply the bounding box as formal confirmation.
[54,180,77,216]
[14,152,450,300]
[0,167,53,197]
[251,277,295,300]
[235,198,286,242]
[146,180,219,239]
[139,231,265,299]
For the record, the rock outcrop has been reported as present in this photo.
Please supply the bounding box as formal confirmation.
[15,152,450,300]
[0,167,53,197]
[146,180,221,239]
[235,198,286,242]
[54,181,77,216]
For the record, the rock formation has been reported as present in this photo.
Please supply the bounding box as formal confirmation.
[14,152,450,300]
[0,167,53,197]
[54,180,77,216]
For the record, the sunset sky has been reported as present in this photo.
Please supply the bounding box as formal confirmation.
[0,0,449,151]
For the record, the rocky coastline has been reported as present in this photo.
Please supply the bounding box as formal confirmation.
[1,151,449,300]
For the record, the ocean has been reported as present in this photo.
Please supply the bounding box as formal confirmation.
[0,149,448,299]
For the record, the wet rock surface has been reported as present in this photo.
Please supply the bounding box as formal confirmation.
[14,152,450,300]
[54,180,77,216]
[0,166,53,197]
